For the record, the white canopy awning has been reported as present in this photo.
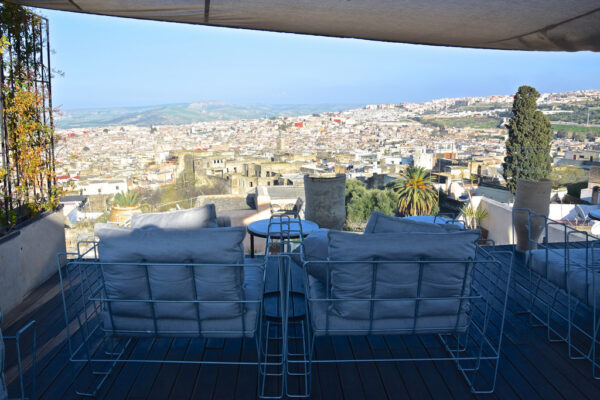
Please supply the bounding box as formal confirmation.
[13,1,600,51]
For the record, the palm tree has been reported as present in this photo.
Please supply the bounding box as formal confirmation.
[113,191,141,207]
[393,166,438,216]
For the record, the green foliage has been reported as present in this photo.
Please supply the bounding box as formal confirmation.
[460,204,488,229]
[503,85,553,193]
[540,99,600,125]
[567,181,588,198]
[392,166,439,216]
[113,191,141,207]
[345,179,399,229]
[553,124,600,141]
[0,4,58,228]
[549,166,588,189]
[418,116,502,130]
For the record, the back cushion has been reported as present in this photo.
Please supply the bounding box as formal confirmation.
[364,211,462,234]
[301,229,329,282]
[130,204,218,229]
[95,224,246,323]
[327,230,479,320]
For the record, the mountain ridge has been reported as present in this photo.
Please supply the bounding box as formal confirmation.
[55,102,363,129]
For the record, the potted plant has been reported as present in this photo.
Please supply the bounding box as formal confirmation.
[502,86,553,252]
[304,173,346,230]
[109,191,142,224]
[513,178,552,251]
[0,5,67,314]
[461,203,489,243]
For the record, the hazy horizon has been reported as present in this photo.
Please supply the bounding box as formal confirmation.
[36,8,600,110]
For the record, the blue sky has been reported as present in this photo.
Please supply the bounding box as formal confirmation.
[38,8,600,110]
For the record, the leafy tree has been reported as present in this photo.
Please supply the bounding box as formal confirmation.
[344,179,399,229]
[502,85,552,193]
[549,165,588,189]
[392,166,438,216]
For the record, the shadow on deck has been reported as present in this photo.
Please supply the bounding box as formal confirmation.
[2,246,600,399]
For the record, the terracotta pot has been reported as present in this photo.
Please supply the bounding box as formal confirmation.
[109,205,141,225]
[304,174,346,230]
[513,178,552,252]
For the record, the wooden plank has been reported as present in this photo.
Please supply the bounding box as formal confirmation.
[211,338,243,400]
[126,338,173,398]
[147,338,191,399]
[347,336,388,399]
[312,337,344,400]
[233,338,259,400]
[189,339,224,399]
[416,335,477,400]
[330,336,368,400]
[168,338,206,399]
[365,336,411,399]
[100,338,156,400]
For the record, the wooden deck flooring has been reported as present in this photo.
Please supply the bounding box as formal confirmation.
[2,246,600,399]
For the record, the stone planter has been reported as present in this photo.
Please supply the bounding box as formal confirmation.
[0,208,66,314]
[304,174,346,230]
[513,178,552,252]
[109,205,141,224]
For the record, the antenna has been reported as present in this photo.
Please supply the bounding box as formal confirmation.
[587,109,590,126]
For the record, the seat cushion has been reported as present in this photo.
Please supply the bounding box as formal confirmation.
[322,230,479,326]
[130,204,218,229]
[364,211,463,234]
[95,224,249,330]
[307,276,470,335]
[299,228,330,283]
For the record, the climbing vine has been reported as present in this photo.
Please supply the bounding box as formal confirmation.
[0,4,57,229]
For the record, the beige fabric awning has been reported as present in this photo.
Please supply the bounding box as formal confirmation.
[12,0,600,51]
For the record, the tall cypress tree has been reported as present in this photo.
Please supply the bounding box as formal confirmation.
[503,85,552,193]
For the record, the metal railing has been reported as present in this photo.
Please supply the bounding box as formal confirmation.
[514,208,600,379]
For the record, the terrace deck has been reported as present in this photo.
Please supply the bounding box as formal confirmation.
[2,245,600,399]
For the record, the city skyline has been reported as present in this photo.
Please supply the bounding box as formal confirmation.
[38,8,600,110]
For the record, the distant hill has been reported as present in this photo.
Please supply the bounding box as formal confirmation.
[55,102,362,129]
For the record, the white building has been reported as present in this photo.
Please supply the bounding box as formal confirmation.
[79,178,128,195]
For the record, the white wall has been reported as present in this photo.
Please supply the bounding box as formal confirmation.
[0,209,66,314]
[476,196,591,246]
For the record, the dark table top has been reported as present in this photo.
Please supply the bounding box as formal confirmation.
[247,218,319,238]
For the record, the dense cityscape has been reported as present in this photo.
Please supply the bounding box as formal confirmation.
[54,89,600,249]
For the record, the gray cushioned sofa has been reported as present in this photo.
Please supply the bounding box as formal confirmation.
[293,211,509,394]
[95,223,263,338]
[94,204,260,338]
[516,208,600,378]
[57,204,268,396]
[304,228,480,336]
[300,211,481,336]
[528,247,600,308]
